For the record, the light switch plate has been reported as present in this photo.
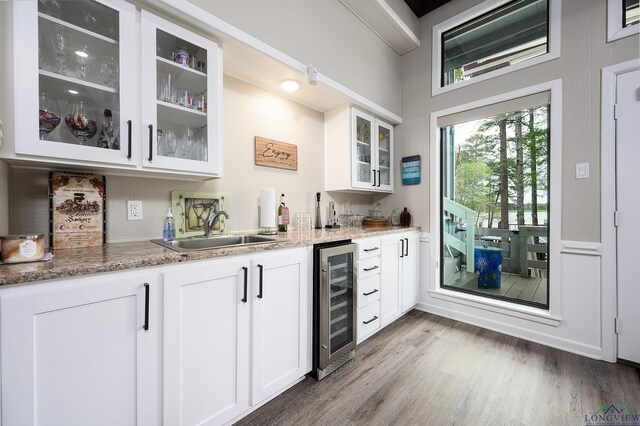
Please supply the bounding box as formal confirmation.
[576,163,590,179]
[127,200,143,220]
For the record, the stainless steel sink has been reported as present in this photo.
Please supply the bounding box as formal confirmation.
[151,234,279,252]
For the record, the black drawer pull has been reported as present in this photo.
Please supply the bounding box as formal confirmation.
[242,267,248,303]
[404,238,409,257]
[363,289,379,296]
[127,120,132,159]
[363,316,378,325]
[363,265,379,272]
[143,283,150,331]
[363,247,379,252]
[400,239,405,258]
[148,124,153,162]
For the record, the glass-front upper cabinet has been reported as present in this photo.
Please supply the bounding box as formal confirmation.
[352,110,374,189]
[140,11,222,176]
[12,0,138,166]
[376,120,393,192]
[350,108,394,192]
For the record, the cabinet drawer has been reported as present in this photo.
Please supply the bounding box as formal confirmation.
[358,274,380,309]
[357,301,381,344]
[358,256,381,280]
[357,239,381,260]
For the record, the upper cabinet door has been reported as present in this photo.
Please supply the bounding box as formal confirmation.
[351,109,375,189]
[13,0,139,166]
[375,119,394,192]
[140,10,222,177]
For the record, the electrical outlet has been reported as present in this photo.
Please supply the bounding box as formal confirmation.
[127,200,143,221]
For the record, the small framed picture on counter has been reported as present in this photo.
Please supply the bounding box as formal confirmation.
[49,172,106,249]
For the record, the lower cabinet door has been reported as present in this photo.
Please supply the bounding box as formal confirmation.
[163,257,250,426]
[402,234,419,312]
[380,236,402,326]
[0,271,159,426]
[251,248,307,406]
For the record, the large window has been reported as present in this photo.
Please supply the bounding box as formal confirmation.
[432,0,560,95]
[439,93,550,308]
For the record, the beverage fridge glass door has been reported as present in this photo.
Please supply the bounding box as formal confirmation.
[320,244,357,369]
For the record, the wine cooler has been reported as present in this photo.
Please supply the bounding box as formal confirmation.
[312,240,358,380]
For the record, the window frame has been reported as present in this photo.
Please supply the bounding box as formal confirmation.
[607,0,640,42]
[431,0,562,96]
[429,79,563,325]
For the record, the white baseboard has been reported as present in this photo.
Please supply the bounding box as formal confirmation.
[414,302,604,360]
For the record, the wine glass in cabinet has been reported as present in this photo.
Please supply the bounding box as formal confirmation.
[140,10,222,177]
[11,0,138,166]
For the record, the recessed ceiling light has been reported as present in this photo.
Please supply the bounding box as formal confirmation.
[280,80,300,92]
[68,89,79,95]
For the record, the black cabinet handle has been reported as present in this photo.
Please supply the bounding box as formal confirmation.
[143,283,150,331]
[257,264,263,298]
[363,288,379,296]
[363,247,379,252]
[363,265,379,272]
[377,170,381,187]
[363,316,378,325]
[404,238,409,257]
[127,120,132,159]
[400,239,405,258]
[372,169,376,187]
[242,267,248,303]
[148,124,153,162]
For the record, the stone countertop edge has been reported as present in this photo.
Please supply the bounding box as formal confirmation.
[0,227,420,287]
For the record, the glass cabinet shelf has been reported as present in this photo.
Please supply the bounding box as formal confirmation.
[39,70,117,94]
[38,12,118,45]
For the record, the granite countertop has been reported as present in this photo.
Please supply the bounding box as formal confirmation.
[0,226,420,287]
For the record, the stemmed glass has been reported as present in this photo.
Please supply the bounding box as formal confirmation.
[99,57,118,88]
[52,26,67,75]
[38,92,61,140]
[162,130,177,157]
[65,99,97,145]
[75,45,90,80]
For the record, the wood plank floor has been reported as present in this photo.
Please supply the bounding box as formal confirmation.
[236,310,640,426]
[446,271,548,304]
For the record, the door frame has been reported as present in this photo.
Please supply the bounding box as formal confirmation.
[600,58,640,363]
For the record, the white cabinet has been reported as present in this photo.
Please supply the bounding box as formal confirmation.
[401,233,419,312]
[325,107,394,193]
[163,257,250,426]
[251,249,308,405]
[140,11,222,176]
[162,247,307,425]
[4,0,222,179]
[353,237,382,343]
[0,270,160,426]
[381,232,419,315]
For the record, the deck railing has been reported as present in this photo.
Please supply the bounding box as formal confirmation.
[443,198,475,272]
[474,226,548,277]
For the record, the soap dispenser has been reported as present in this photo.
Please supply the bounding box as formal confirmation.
[163,207,176,241]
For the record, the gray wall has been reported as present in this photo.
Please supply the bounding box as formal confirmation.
[186,0,403,116]
[388,0,639,242]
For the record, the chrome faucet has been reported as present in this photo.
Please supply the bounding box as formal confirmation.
[204,210,230,238]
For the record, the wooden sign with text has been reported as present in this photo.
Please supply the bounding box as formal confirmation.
[255,136,298,171]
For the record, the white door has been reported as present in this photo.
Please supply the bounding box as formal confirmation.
[163,257,250,426]
[1,272,158,426]
[251,248,307,406]
[616,69,640,364]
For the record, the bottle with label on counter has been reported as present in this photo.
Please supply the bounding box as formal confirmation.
[277,193,289,232]
[163,207,176,241]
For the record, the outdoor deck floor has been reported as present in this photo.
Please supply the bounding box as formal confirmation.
[445,270,548,304]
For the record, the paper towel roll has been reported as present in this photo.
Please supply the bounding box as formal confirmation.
[259,189,276,228]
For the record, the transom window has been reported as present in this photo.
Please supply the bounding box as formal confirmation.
[432,0,560,95]
[442,0,549,87]
[624,0,639,27]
